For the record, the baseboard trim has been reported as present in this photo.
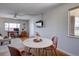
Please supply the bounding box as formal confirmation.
[57,48,75,56]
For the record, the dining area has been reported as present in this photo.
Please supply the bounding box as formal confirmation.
[23,37,57,56]
[0,32,58,56]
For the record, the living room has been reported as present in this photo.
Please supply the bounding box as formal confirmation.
[0,3,79,57]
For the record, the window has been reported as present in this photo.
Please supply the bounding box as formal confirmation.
[68,6,79,38]
[74,17,79,36]
[5,23,20,31]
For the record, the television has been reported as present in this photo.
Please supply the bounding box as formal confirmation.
[36,20,43,28]
[14,28,19,32]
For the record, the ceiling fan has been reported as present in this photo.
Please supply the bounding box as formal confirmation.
[13,12,18,19]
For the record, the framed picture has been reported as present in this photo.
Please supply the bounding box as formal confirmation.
[36,20,43,28]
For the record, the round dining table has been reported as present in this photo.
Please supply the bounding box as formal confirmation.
[23,38,53,56]
[23,38,52,48]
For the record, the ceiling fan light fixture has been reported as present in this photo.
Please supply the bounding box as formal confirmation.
[13,13,18,18]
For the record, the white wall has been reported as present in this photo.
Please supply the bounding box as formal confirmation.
[29,15,42,37]
[0,18,29,37]
[34,3,79,55]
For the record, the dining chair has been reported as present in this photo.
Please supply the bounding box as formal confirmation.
[45,36,58,56]
[8,46,33,56]
[19,31,29,41]
[8,46,21,56]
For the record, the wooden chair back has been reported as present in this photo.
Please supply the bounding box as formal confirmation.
[8,46,21,56]
[51,36,58,49]
[19,31,29,41]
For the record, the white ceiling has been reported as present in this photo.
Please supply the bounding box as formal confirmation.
[0,3,59,15]
[0,3,59,20]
